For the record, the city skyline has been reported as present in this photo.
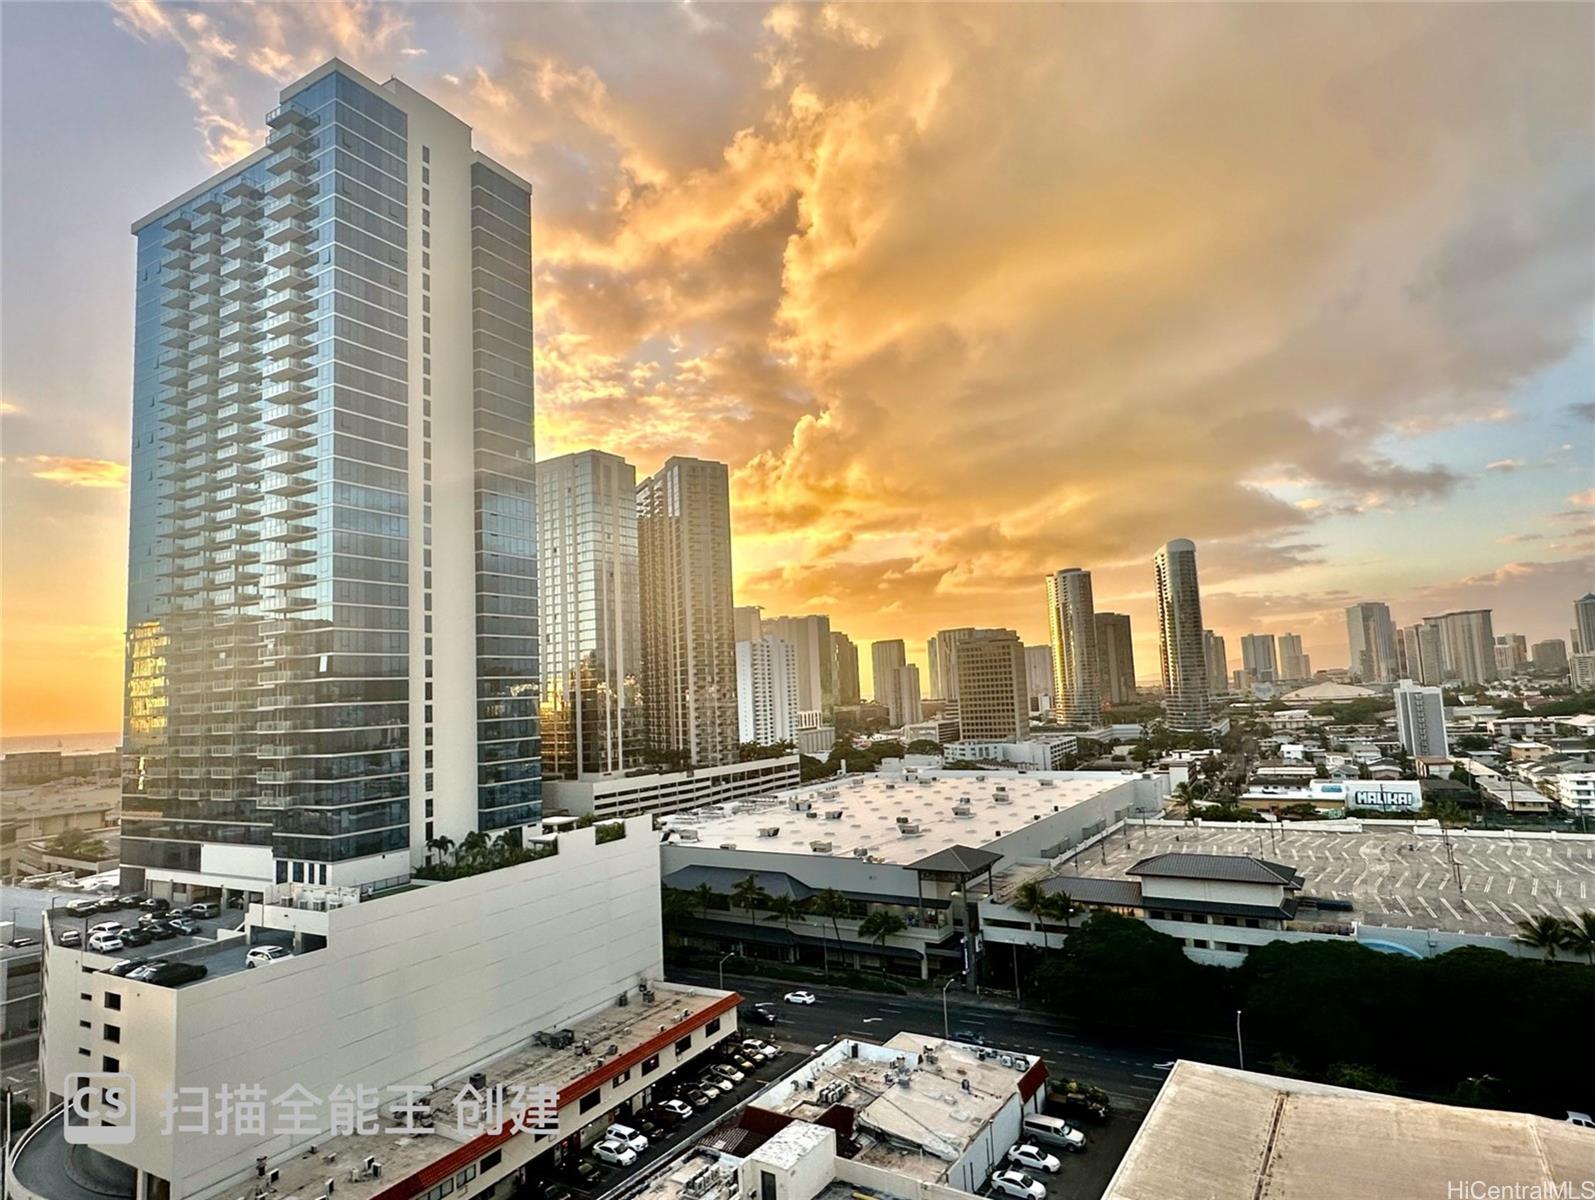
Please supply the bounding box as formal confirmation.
[3,2,1593,735]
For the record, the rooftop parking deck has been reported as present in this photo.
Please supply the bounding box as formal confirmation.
[1036,820,1595,936]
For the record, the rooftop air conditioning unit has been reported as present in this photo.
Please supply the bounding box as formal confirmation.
[810,841,834,853]
[1039,779,1054,788]
[827,810,843,820]
[852,847,871,859]
[896,815,910,825]
[719,843,739,850]
[789,799,812,811]
[677,829,701,842]
[994,794,1013,804]
[899,823,921,835]
[617,992,629,1007]
[952,804,972,817]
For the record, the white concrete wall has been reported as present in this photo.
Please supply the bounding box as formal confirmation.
[1139,877,1286,908]
[40,820,662,1199]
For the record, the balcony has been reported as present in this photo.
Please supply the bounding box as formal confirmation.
[265,217,315,246]
[266,169,315,200]
[262,263,312,292]
[262,334,314,359]
[267,120,313,150]
[221,258,264,283]
[263,287,315,315]
[265,103,315,129]
[264,241,313,270]
[264,192,315,222]
[267,145,312,175]
[265,357,315,384]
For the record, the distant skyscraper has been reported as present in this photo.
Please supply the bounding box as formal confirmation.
[736,633,798,746]
[1394,679,1449,758]
[1277,633,1307,681]
[537,451,641,779]
[1573,652,1595,691]
[638,457,739,766]
[831,631,862,705]
[1576,594,1595,655]
[1023,644,1055,713]
[734,605,763,643]
[1531,639,1569,676]
[121,62,538,891]
[1401,622,1444,686]
[1094,614,1135,706]
[1154,540,1211,731]
[955,629,1029,741]
[1203,630,1228,696]
[764,614,835,717]
[928,628,977,708]
[1423,609,1497,685]
[1046,569,1101,725]
[871,639,908,705]
[1345,602,1399,682]
[883,663,922,728]
[1494,634,1529,675]
[1240,634,1278,684]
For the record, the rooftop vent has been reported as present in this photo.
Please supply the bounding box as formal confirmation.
[898,822,921,835]
[852,847,872,859]
[994,794,1013,804]
[809,840,834,853]
[758,826,781,838]
[952,804,973,817]
[718,843,739,851]
[789,799,812,811]
[827,810,844,820]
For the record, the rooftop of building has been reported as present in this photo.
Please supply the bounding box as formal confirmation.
[749,1033,1042,1183]
[1006,819,1595,937]
[659,768,1137,866]
[1104,1060,1593,1199]
[1280,681,1381,703]
[268,982,735,1200]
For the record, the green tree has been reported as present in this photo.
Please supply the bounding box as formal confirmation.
[1043,891,1076,934]
[1010,879,1055,950]
[764,893,806,933]
[456,830,490,869]
[692,882,716,918]
[661,886,696,924]
[425,835,454,865]
[859,909,907,945]
[1513,913,1565,960]
[905,739,944,756]
[1557,911,1595,965]
[810,888,849,973]
[732,874,770,925]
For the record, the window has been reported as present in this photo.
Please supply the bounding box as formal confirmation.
[103,1056,120,1072]
[456,1165,477,1185]
[481,1149,502,1170]
[104,1025,121,1044]
[706,1017,721,1036]
[675,1035,692,1056]
[613,1068,631,1088]
[79,992,91,1001]
[104,992,121,1010]
[579,1090,601,1113]
[642,1054,659,1075]
[79,1020,91,1030]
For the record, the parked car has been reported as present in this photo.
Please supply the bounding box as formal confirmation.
[116,894,145,909]
[652,1099,694,1123]
[706,1063,744,1085]
[1021,1113,1086,1153]
[108,958,154,977]
[88,921,124,938]
[87,932,125,953]
[66,899,100,917]
[741,1038,780,1060]
[245,946,293,969]
[719,1050,757,1072]
[591,1139,637,1167]
[696,1074,734,1095]
[678,1087,715,1109]
[1568,1111,1595,1130]
[58,929,82,947]
[536,1182,573,1200]
[1006,1145,1061,1174]
[187,903,220,919]
[120,927,152,947]
[783,990,816,1005]
[564,1160,600,1185]
[605,1123,649,1152]
[140,898,171,913]
[989,1171,1046,1200]
[166,917,200,936]
[952,1029,987,1045]
[131,961,207,986]
[94,897,123,914]
[144,921,177,941]
[747,1004,779,1025]
[6,936,39,948]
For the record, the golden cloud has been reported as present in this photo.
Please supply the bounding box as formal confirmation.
[27,456,130,489]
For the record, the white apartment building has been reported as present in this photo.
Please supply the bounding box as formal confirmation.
[1154,541,1211,731]
[15,820,742,1200]
[944,736,1076,770]
[763,615,835,717]
[737,634,800,746]
[1393,679,1449,758]
[882,663,923,729]
[542,755,801,821]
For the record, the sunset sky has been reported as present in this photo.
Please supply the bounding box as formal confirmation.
[2,1,1591,737]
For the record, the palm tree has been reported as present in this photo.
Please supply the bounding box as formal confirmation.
[1558,911,1595,965]
[426,834,455,866]
[1043,892,1077,937]
[765,894,805,933]
[810,888,849,975]
[660,886,696,925]
[1010,879,1052,951]
[858,910,907,946]
[692,882,716,919]
[731,874,769,925]
[1513,913,1565,961]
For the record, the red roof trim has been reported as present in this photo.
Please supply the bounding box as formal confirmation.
[367,991,742,1200]
[1017,1058,1048,1102]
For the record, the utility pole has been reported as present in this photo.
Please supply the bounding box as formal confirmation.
[1235,1009,1246,1072]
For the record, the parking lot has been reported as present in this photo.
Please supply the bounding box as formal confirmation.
[519,1027,795,1200]
[974,1114,1140,1200]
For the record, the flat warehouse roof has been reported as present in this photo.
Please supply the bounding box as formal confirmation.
[1029,822,1595,937]
[1105,1061,1594,1199]
[661,770,1136,865]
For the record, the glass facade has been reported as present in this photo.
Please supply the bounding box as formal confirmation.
[123,66,539,884]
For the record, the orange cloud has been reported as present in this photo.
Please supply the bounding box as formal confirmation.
[26,456,129,488]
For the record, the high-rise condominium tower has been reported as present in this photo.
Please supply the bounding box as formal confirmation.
[955,629,1029,741]
[637,457,738,766]
[1093,613,1135,707]
[1531,639,1569,675]
[736,633,798,746]
[1203,630,1228,696]
[1393,679,1449,758]
[764,614,835,716]
[1024,644,1055,712]
[537,450,640,778]
[1576,594,1595,655]
[1045,569,1101,724]
[121,61,537,894]
[1400,622,1444,686]
[831,631,862,705]
[871,639,908,705]
[1240,634,1278,684]
[1345,602,1398,682]
[1422,609,1497,685]
[1154,540,1210,731]
[928,627,977,707]
[1277,633,1307,681]
[1494,634,1529,675]
[882,663,922,728]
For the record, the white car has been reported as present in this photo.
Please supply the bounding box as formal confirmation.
[1006,1145,1061,1174]
[740,1039,779,1061]
[592,1138,637,1167]
[989,1171,1045,1200]
[606,1123,649,1152]
[1568,1111,1595,1130]
[87,932,125,953]
[658,1099,694,1121]
[245,946,293,968]
[707,1063,744,1084]
[88,921,123,938]
[698,1075,734,1094]
[783,990,817,1005]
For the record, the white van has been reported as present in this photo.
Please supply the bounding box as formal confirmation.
[1021,1112,1086,1152]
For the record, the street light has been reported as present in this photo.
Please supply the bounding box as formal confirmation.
[718,949,737,991]
[942,976,957,1039]
[1235,1009,1245,1072]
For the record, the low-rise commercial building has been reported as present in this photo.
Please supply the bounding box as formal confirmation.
[1238,778,1423,814]
[543,757,801,821]
[0,781,122,877]
[943,736,1075,770]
